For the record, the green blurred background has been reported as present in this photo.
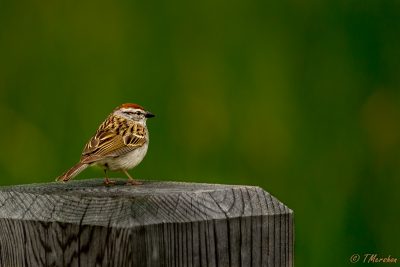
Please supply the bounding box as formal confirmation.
[1,0,399,266]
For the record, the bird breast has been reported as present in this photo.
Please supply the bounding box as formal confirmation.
[98,142,149,171]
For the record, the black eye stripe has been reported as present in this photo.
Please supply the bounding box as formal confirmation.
[125,111,142,115]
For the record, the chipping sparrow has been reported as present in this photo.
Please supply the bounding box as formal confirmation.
[56,103,155,185]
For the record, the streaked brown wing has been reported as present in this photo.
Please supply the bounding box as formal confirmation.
[80,119,146,164]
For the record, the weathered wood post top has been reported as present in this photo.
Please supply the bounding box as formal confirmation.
[0,179,293,267]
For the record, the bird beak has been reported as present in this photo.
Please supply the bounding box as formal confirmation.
[145,111,155,118]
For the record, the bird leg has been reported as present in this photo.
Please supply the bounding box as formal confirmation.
[103,170,116,186]
[123,170,142,185]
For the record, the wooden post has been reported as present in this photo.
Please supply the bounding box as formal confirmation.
[0,179,293,267]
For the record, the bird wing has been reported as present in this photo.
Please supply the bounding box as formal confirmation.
[80,117,147,164]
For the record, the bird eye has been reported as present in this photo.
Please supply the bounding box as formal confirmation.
[135,111,141,115]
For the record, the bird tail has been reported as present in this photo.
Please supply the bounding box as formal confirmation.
[56,162,88,182]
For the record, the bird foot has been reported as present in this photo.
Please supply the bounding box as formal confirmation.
[104,178,116,186]
[125,179,143,186]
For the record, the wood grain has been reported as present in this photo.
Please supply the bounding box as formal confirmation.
[0,179,293,267]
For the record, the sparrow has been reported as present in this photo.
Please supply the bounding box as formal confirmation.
[56,103,155,185]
